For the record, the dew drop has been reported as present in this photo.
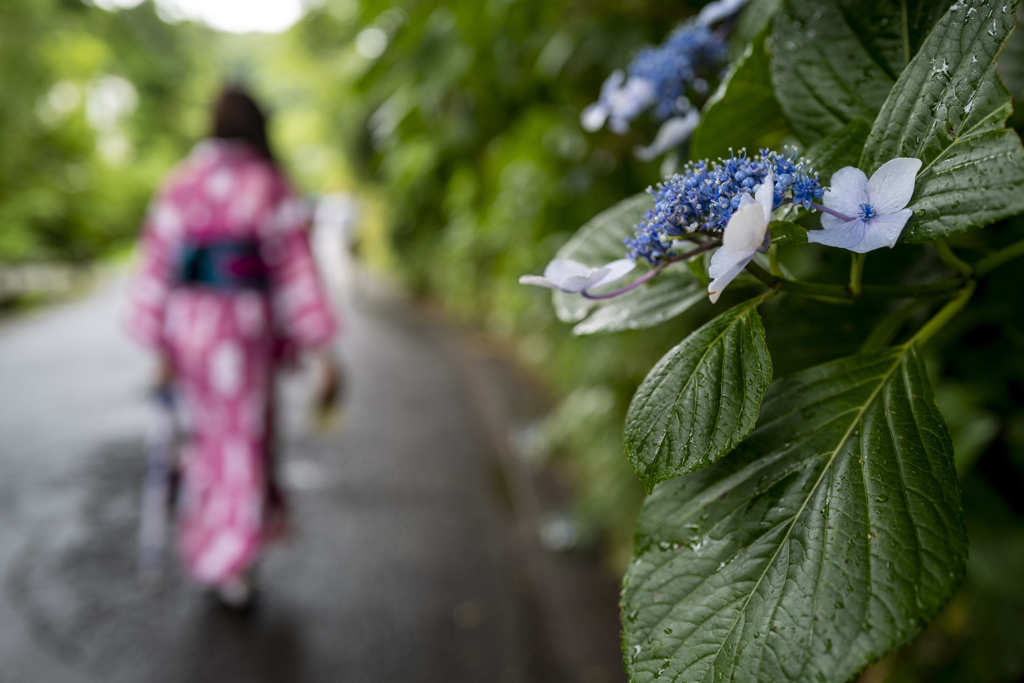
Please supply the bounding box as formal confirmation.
[875,494,888,503]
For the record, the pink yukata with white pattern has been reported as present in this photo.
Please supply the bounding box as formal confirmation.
[126,139,337,587]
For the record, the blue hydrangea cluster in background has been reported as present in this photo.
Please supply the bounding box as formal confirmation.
[625,148,824,264]
[627,21,729,121]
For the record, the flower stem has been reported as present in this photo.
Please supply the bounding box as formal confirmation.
[908,281,976,347]
[849,253,866,297]
[581,267,660,299]
[933,238,973,277]
[974,237,1024,277]
[768,243,782,277]
[811,202,856,223]
[581,240,720,299]
[744,261,965,301]
[859,297,935,352]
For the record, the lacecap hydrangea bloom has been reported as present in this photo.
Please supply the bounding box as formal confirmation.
[626,148,824,264]
[808,158,922,253]
[581,1,740,137]
[626,22,728,122]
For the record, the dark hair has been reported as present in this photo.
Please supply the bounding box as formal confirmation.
[210,86,275,163]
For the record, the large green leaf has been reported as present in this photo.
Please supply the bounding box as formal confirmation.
[552,193,650,323]
[837,0,954,80]
[622,346,967,683]
[998,3,1024,100]
[732,0,783,55]
[861,0,1024,242]
[691,29,789,161]
[801,118,872,185]
[572,269,706,336]
[770,0,895,145]
[624,299,772,492]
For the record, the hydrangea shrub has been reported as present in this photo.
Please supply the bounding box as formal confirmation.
[522,0,1024,680]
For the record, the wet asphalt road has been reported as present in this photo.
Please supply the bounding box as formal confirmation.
[0,275,573,683]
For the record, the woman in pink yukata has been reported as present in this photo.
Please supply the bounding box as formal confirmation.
[126,87,338,609]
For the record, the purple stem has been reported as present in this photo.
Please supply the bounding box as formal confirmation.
[581,267,660,300]
[581,241,720,300]
[811,202,856,223]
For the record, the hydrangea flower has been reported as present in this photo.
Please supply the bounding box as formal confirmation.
[633,110,701,162]
[580,70,657,135]
[625,148,823,264]
[519,258,635,293]
[626,22,727,123]
[807,158,922,253]
[708,172,773,303]
[581,1,739,138]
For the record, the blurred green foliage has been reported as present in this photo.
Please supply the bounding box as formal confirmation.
[283,0,725,558]
[0,0,215,262]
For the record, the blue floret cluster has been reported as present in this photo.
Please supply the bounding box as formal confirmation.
[627,22,729,121]
[625,148,824,264]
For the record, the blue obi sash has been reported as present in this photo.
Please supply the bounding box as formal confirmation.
[176,239,269,291]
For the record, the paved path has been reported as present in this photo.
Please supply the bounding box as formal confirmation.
[0,275,622,683]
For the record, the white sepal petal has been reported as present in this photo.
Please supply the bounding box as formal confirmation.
[856,210,913,252]
[590,258,636,288]
[633,111,701,161]
[823,166,870,218]
[754,171,775,223]
[807,219,869,250]
[518,275,559,289]
[867,157,922,215]
[723,204,769,260]
[707,247,752,304]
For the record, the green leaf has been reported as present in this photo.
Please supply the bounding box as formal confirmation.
[572,268,706,336]
[770,0,895,145]
[998,3,1024,100]
[861,0,1024,242]
[622,346,967,683]
[837,0,954,80]
[768,220,807,245]
[551,192,650,323]
[801,118,872,184]
[624,299,772,492]
[732,0,784,55]
[691,29,789,161]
